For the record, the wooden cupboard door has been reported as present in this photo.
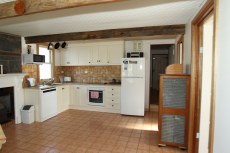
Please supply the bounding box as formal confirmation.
[107,44,123,65]
[91,46,99,64]
[76,46,92,65]
[54,50,61,66]
[98,45,108,64]
[62,85,70,110]
[70,85,81,106]
[61,49,78,66]
[158,75,190,148]
[56,86,63,113]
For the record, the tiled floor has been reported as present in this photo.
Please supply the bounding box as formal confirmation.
[0,110,187,153]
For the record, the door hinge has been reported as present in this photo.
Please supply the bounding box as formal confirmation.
[196,132,200,139]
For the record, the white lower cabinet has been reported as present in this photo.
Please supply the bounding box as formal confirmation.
[104,86,121,113]
[70,85,88,107]
[70,84,121,113]
[24,89,40,122]
[24,84,121,121]
[56,85,70,113]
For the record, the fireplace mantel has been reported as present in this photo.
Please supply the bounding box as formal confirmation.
[0,73,26,124]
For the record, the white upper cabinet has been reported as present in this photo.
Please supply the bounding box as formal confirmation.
[54,50,61,66]
[61,47,78,66]
[76,46,92,65]
[107,42,124,65]
[91,45,108,65]
[58,41,124,66]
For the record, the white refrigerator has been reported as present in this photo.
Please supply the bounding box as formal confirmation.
[121,58,145,116]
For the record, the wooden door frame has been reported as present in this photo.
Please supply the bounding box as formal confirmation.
[177,35,184,65]
[188,0,214,153]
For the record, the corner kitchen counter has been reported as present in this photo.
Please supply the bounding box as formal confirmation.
[23,82,121,90]
[24,82,121,120]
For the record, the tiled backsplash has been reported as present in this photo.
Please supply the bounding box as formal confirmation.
[54,66,121,84]
[21,65,38,87]
[22,65,121,85]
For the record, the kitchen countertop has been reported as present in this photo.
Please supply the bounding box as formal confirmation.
[24,82,121,90]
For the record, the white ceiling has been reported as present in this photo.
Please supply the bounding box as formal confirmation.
[0,0,204,37]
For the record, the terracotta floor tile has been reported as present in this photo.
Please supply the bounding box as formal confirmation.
[0,110,187,153]
[124,148,137,153]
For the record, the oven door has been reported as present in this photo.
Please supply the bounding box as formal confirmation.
[88,87,104,106]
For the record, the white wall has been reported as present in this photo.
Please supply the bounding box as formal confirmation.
[198,15,214,153]
[21,37,36,54]
[183,22,192,74]
[125,39,176,109]
[213,0,230,153]
[168,45,175,65]
[21,37,37,64]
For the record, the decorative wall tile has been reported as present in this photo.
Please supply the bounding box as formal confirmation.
[54,66,121,84]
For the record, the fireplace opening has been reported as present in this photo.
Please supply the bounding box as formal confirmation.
[0,87,14,124]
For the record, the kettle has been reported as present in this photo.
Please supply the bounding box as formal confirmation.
[27,78,36,86]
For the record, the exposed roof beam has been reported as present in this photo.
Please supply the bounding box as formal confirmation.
[25,24,185,44]
[0,0,125,19]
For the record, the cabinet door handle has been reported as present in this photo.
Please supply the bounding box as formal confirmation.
[112,94,114,96]
[62,88,64,90]
[112,100,114,101]
[67,62,70,64]
[112,105,114,107]
[76,87,80,89]
[112,89,114,90]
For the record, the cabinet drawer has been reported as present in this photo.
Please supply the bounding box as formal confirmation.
[106,86,120,93]
[105,92,120,98]
[105,98,120,103]
[106,103,120,109]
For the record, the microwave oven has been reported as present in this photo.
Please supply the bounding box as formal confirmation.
[23,54,45,64]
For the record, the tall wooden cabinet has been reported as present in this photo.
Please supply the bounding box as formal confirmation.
[158,74,190,149]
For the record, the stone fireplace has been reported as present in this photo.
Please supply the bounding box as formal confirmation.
[0,74,25,124]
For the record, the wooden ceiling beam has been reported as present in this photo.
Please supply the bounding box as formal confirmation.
[25,24,185,44]
[0,0,125,19]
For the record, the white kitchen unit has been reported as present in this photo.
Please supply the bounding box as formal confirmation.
[91,45,108,65]
[24,87,58,122]
[57,41,124,66]
[76,46,92,65]
[107,43,124,65]
[54,50,61,66]
[70,85,88,107]
[61,47,78,66]
[56,85,70,113]
[69,84,121,113]
[105,86,121,113]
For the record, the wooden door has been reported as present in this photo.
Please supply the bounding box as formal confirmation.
[152,54,168,90]
[189,1,214,152]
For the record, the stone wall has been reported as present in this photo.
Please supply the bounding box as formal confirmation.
[0,33,21,73]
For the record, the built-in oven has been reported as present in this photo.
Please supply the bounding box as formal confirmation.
[88,86,104,106]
